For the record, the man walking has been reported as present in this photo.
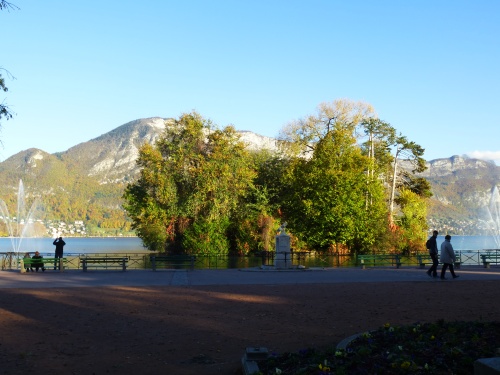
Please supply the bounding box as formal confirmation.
[53,236,66,270]
[440,234,459,280]
[426,230,439,278]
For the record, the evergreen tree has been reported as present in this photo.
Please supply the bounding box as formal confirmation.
[284,125,388,253]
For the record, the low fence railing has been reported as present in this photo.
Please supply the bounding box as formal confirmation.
[1,249,499,271]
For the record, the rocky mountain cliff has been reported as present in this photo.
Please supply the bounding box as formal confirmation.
[58,117,280,184]
[0,117,498,235]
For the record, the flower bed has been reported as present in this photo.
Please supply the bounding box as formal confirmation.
[257,320,500,374]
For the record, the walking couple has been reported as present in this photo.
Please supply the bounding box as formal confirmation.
[426,231,460,280]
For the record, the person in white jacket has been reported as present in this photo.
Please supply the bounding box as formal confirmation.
[440,235,459,280]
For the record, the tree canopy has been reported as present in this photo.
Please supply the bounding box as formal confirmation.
[123,112,256,254]
[0,1,18,10]
[278,99,429,254]
[124,101,430,255]
[0,68,14,124]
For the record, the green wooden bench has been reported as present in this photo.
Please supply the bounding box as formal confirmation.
[21,257,67,273]
[358,254,401,269]
[150,255,196,271]
[417,254,462,269]
[480,253,500,268]
[80,256,128,272]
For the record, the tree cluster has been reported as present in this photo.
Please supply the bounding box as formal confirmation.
[123,101,431,256]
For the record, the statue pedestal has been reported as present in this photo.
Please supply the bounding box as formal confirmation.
[274,233,291,269]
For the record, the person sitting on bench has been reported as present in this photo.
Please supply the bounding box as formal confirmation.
[31,251,45,272]
[23,252,33,272]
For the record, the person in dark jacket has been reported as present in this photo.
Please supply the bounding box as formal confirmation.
[53,237,66,270]
[426,230,439,278]
[31,251,45,272]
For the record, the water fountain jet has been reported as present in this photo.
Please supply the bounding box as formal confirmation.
[485,185,500,248]
[0,180,44,255]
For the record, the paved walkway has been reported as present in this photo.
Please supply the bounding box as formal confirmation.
[1,266,500,289]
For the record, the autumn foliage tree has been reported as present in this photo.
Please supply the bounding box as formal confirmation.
[123,112,256,254]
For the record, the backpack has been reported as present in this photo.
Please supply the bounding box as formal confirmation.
[425,238,431,250]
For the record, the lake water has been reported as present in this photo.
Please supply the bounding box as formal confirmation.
[435,235,499,250]
[0,237,147,254]
[1,236,498,269]
[0,235,499,255]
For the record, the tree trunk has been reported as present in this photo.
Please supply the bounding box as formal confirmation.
[389,148,400,225]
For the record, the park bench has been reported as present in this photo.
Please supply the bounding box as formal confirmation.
[150,255,196,271]
[416,254,462,269]
[80,256,128,272]
[358,254,401,269]
[480,253,500,268]
[21,257,67,273]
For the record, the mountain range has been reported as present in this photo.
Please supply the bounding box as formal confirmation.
[0,117,498,236]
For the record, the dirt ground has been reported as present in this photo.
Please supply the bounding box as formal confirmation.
[0,280,499,374]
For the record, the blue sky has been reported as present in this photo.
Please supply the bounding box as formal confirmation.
[1,0,499,164]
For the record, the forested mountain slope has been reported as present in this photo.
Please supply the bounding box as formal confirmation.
[415,155,500,234]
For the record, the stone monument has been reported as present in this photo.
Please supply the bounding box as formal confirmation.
[274,222,291,269]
